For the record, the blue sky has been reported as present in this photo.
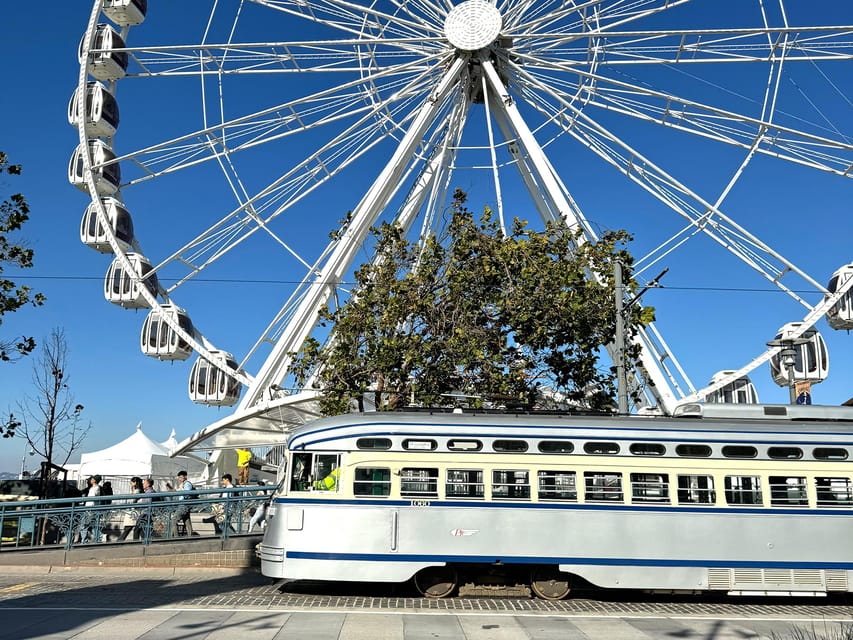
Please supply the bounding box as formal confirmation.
[0,1,851,474]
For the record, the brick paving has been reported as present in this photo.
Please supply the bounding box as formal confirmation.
[1,570,853,619]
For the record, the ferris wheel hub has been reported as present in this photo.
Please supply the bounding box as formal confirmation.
[444,0,502,52]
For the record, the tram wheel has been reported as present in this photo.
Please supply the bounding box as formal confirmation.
[414,566,458,598]
[530,567,571,600]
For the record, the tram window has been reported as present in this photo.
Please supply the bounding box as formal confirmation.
[492,470,530,500]
[675,444,711,458]
[403,439,437,451]
[290,453,341,492]
[290,453,312,491]
[445,469,484,498]
[357,438,392,450]
[401,468,438,498]
[354,467,391,497]
[583,442,620,455]
[583,472,623,502]
[629,443,665,456]
[538,441,574,454]
[768,447,803,460]
[493,439,528,453]
[312,455,341,491]
[448,439,482,452]
[677,475,715,504]
[815,477,853,507]
[722,445,757,459]
[538,471,577,501]
[813,447,848,461]
[769,476,808,506]
[630,473,669,503]
[724,475,762,506]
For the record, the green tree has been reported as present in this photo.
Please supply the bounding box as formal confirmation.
[293,189,652,415]
[1,151,45,362]
[1,151,45,438]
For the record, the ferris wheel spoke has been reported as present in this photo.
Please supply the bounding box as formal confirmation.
[151,75,440,292]
[513,64,827,307]
[520,60,853,177]
[248,0,444,41]
[518,26,853,64]
[112,54,442,186]
[511,0,689,39]
[387,0,448,30]
[120,39,443,78]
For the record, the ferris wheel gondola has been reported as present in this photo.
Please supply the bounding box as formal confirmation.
[71,0,853,437]
[68,82,119,139]
[80,197,134,253]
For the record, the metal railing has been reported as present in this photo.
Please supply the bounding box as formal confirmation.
[0,486,274,551]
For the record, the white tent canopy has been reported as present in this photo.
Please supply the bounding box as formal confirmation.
[78,423,206,490]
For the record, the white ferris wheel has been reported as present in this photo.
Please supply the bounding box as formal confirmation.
[71,0,853,450]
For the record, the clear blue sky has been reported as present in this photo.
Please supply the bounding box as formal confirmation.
[0,1,851,474]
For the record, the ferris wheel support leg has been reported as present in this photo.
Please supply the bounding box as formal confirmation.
[238,57,467,410]
[481,60,681,414]
[302,110,466,391]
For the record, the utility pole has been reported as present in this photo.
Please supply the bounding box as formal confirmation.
[614,262,668,415]
[614,261,628,414]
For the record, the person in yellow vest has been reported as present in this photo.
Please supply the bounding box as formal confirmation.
[236,448,251,485]
[313,466,340,491]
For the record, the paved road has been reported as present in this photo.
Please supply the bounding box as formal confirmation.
[0,568,851,639]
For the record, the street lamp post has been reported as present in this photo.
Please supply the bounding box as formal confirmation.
[767,336,810,405]
[19,448,35,480]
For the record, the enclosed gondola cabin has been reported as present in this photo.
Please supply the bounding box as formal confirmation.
[80,197,134,253]
[826,264,853,331]
[188,351,242,406]
[102,0,147,27]
[79,24,128,82]
[141,304,194,361]
[103,253,158,309]
[705,371,759,404]
[769,322,829,387]
[69,140,121,196]
[68,82,119,139]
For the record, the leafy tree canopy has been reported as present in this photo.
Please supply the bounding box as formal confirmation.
[1,151,45,363]
[292,189,652,415]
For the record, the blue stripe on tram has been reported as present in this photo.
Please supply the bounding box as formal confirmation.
[274,497,853,516]
[284,551,853,571]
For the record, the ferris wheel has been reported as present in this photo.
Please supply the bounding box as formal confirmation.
[71,0,853,447]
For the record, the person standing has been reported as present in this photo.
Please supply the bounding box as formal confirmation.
[211,474,237,535]
[172,470,195,537]
[78,476,101,543]
[119,477,143,541]
[134,477,156,541]
[236,448,251,485]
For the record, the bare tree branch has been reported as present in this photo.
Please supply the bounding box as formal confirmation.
[16,328,92,497]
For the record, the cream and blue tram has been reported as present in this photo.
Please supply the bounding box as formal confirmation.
[258,403,853,599]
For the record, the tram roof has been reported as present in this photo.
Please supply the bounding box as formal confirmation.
[285,403,853,446]
[173,400,853,455]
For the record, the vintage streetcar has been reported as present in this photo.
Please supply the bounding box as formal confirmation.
[258,403,853,599]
